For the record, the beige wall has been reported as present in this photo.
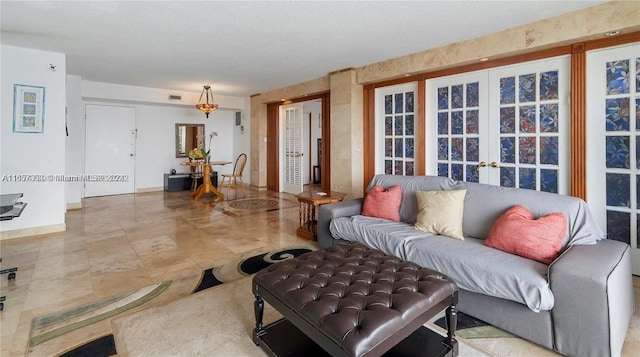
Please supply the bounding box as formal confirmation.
[250,77,330,190]
[249,0,640,197]
[329,69,364,197]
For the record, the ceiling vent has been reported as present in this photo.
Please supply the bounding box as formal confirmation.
[168,94,182,100]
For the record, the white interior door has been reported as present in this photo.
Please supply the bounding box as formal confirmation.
[85,105,136,197]
[280,103,303,194]
[586,43,640,275]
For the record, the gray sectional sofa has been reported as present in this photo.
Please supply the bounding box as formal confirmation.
[317,174,634,357]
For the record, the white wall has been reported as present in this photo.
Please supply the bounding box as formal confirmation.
[77,101,237,191]
[65,75,84,206]
[232,96,251,184]
[134,105,235,189]
[61,80,248,202]
[1,45,67,235]
[82,81,245,110]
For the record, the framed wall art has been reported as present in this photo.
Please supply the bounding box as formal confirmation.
[13,84,45,133]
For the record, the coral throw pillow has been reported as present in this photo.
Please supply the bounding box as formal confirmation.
[484,205,567,264]
[361,185,402,221]
[414,190,467,240]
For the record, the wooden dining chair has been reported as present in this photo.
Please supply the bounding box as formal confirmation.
[189,157,204,191]
[220,153,247,199]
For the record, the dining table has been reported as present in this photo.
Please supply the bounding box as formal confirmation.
[181,160,232,201]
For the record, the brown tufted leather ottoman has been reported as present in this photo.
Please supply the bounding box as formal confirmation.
[252,242,459,357]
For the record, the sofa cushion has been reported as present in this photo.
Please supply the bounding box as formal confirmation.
[329,215,412,258]
[415,189,466,240]
[460,180,604,248]
[361,185,402,221]
[485,205,567,264]
[367,175,464,224]
[367,174,605,248]
[330,215,554,312]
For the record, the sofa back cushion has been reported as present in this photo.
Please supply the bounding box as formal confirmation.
[368,175,463,224]
[461,181,603,248]
[368,175,605,249]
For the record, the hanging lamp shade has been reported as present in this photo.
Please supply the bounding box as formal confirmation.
[196,85,218,118]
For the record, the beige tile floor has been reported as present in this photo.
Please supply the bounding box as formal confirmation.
[1,189,316,356]
[1,188,639,356]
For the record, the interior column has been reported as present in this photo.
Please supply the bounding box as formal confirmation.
[329,68,364,198]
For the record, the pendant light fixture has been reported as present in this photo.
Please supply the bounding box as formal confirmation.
[196,85,218,118]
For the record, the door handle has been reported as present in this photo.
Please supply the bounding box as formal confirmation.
[490,161,499,168]
[477,161,487,168]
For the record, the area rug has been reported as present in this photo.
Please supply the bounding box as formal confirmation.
[112,276,490,357]
[434,311,514,339]
[59,334,116,357]
[29,281,171,348]
[428,313,560,357]
[193,246,313,293]
[211,197,298,216]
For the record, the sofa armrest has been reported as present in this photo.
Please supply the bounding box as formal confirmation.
[549,239,634,357]
[317,198,364,249]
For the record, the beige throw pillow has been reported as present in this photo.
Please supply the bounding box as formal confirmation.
[414,189,467,240]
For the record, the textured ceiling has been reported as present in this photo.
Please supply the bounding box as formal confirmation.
[1,1,607,96]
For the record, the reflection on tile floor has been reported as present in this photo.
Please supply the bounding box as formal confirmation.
[1,189,315,356]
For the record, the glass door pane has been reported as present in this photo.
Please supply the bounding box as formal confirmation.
[375,83,418,175]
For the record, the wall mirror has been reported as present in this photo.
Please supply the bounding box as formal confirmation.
[175,123,205,158]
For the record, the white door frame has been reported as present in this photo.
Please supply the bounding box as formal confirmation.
[586,43,640,275]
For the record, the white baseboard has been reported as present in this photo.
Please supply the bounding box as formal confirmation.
[0,223,66,240]
[136,187,163,193]
[66,202,82,210]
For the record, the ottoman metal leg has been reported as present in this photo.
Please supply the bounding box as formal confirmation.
[252,294,265,346]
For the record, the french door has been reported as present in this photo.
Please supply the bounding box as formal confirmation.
[426,56,570,194]
[374,83,417,175]
[280,103,304,194]
[427,71,487,182]
[586,42,640,274]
